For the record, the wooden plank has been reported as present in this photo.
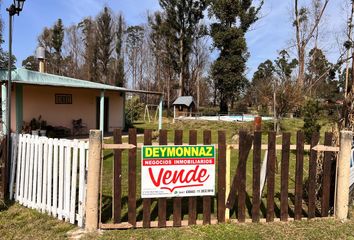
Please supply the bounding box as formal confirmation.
[52,138,59,217]
[15,134,22,201]
[28,136,35,207]
[308,132,320,219]
[19,135,27,204]
[173,130,183,227]
[77,141,86,227]
[113,129,122,224]
[36,137,44,210]
[70,140,79,224]
[266,132,276,222]
[47,138,54,214]
[58,139,65,220]
[294,131,305,220]
[237,131,253,223]
[203,130,212,224]
[100,217,335,229]
[225,146,231,220]
[128,128,137,227]
[64,140,72,220]
[312,145,338,152]
[321,132,333,217]
[100,219,219,229]
[42,138,49,213]
[143,129,152,228]
[31,136,37,208]
[228,144,311,151]
[103,143,136,150]
[218,131,226,223]
[280,133,291,221]
[23,135,31,207]
[188,130,198,225]
[252,131,262,222]
[158,130,168,228]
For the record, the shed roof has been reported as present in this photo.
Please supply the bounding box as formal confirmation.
[172,96,194,107]
[0,68,163,95]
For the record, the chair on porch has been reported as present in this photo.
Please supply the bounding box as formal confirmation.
[72,118,88,136]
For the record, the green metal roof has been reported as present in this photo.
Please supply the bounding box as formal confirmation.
[0,68,162,95]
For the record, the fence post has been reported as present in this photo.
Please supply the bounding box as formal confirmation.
[85,130,102,232]
[335,130,352,221]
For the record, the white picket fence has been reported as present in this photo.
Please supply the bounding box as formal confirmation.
[9,134,89,227]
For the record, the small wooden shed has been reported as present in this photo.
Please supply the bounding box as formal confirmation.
[173,96,196,118]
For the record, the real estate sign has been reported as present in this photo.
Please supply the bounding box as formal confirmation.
[141,145,216,198]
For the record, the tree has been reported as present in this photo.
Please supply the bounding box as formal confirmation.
[273,50,302,119]
[97,7,114,84]
[37,27,55,73]
[52,19,64,74]
[148,11,178,116]
[79,17,99,82]
[22,56,38,71]
[209,0,263,113]
[248,59,275,110]
[114,14,125,87]
[125,25,144,89]
[159,0,208,96]
[63,24,84,78]
[293,0,329,87]
[305,47,337,99]
[0,4,16,69]
[303,99,321,143]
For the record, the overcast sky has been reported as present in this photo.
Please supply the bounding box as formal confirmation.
[0,0,346,78]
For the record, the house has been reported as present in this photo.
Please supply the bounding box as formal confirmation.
[172,96,196,118]
[0,68,163,135]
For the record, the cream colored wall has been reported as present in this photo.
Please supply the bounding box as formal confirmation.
[20,85,124,132]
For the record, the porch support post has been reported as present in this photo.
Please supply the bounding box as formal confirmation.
[158,95,163,130]
[2,84,7,135]
[100,90,105,135]
[16,84,23,133]
[173,105,176,123]
[122,92,126,130]
[335,130,353,221]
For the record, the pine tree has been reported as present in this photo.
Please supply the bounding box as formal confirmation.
[115,14,125,87]
[210,0,263,113]
[159,0,208,96]
[125,25,144,89]
[79,17,99,82]
[52,19,64,74]
[97,7,114,84]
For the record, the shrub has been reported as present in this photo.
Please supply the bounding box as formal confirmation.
[125,96,144,129]
[303,99,321,143]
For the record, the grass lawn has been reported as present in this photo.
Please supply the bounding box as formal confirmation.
[1,117,345,239]
[2,202,354,239]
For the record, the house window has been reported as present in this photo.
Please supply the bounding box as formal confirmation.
[55,94,72,104]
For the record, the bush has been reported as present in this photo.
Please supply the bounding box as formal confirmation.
[125,96,144,129]
[303,99,321,143]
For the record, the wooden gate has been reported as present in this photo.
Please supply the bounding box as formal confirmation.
[99,129,336,229]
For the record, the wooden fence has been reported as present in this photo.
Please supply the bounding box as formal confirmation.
[99,129,337,229]
[9,134,89,227]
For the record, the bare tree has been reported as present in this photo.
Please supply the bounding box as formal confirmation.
[63,24,84,78]
[293,0,329,87]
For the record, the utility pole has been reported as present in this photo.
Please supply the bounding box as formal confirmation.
[345,1,354,98]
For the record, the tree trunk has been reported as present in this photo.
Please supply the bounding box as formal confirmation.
[219,95,228,113]
[298,47,305,87]
[178,33,184,97]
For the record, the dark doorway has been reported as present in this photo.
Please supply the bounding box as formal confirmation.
[96,97,109,132]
